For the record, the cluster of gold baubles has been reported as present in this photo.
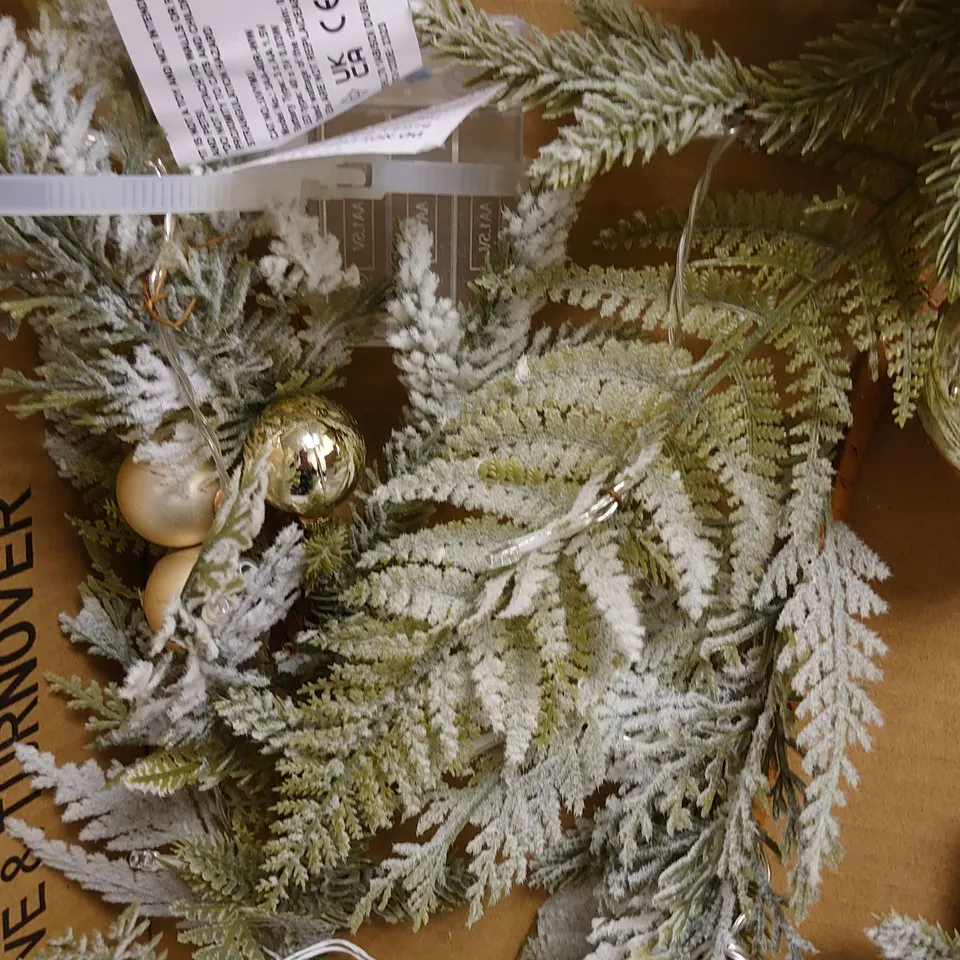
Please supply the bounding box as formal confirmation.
[117,396,365,632]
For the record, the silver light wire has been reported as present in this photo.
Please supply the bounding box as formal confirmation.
[277,941,377,960]
[484,124,742,571]
[667,125,741,350]
[149,161,231,495]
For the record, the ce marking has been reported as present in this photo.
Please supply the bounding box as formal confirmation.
[314,0,346,33]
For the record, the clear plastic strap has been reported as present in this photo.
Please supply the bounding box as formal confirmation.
[0,159,526,217]
[301,158,526,204]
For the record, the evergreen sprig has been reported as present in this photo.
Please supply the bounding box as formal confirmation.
[36,905,165,960]
[869,914,960,960]
[415,0,750,188]
[753,0,960,153]
[2,2,924,959]
[922,114,960,299]
[419,0,960,299]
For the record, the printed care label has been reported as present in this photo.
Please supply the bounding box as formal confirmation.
[232,84,505,169]
[107,0,423,167]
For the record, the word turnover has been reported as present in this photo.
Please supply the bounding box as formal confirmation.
[0,488,45,960]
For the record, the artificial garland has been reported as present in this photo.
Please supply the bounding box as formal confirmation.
[2,1,959,959]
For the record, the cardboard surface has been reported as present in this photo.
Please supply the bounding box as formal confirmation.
[805,417,960,960]
[4,2,960,960]
[0,333,118,957]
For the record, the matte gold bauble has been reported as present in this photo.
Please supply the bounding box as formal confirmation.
[116,453,219,548]
[920,305,960,474]
[246,396,365,517]
[143,546,202,633]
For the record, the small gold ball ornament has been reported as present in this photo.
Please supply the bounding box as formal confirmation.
[920,304,960,474]
[116,453,220,548]
[143,546,202,633]
[246,396,365,517]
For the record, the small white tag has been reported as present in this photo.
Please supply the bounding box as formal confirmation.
[231,84,504,171]
[106,0,423,168]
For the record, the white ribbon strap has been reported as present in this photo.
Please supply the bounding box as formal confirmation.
[0,158,526,217]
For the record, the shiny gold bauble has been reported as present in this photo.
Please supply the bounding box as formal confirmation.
[246,396,365,517]
[116,453,219,548]
[143,546,202,633]
[920,305,960,474]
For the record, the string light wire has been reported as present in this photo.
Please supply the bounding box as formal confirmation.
[276,941,377,960]
[148,161,231,494]
[484,123,742,571]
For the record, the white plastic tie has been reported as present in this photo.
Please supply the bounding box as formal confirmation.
[0,159,525,217]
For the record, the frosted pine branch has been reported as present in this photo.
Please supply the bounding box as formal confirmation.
[0,13,109,177]
[37,904,165,960]
[260,205,359,296]
[61,591,138,665]
[5,821,191,916]
[113,462,303,745]
[14,745,204,851]
[417,0,750,188]
[462,189,584,383]
[386,218,468,437]
[868,914,960,960]
[758,523,889,916]
[57,0,127,79]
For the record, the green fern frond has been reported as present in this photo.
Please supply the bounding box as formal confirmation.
[700,358,785,602]
[172,832,262,904]
[598,191,843,262]
[776,303,852,537]
[255,327,810,905]
[46,674,129,740]
[214,689,302,754]
[174,903,264,960]
[541,261,672,329]
[595,183,934,425]
[123,742,238,796]
[37,904,165,960]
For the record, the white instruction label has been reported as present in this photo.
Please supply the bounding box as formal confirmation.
[231,84,505,170]
[107,0,423,168]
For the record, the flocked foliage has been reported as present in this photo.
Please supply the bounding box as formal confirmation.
[35,905,165,960]
[416,0,960,303]
[2,1,949,959]
[868,914,960,960]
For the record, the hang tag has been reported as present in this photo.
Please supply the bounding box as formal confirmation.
[231,84,505,170]
[105,0,423,168]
